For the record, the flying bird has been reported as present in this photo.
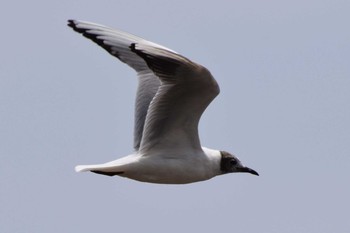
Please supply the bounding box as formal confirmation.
[68,20,258,184]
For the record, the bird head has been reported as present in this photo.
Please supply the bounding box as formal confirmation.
[220,151,259,176]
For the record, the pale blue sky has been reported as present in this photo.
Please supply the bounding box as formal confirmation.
[1,0,349,232]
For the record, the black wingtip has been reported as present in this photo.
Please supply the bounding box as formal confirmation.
[129,43,137,52]
[67,19,75,28]
[67,19,85,34]
[67,19,120,57]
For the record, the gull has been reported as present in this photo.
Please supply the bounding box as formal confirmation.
[68,20,259,184]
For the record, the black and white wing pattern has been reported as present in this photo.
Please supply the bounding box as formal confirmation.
[68,20,220,154]
[68,20,170,150]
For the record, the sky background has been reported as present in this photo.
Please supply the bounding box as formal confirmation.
[1,0,349,232]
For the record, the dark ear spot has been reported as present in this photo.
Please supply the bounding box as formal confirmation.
[220,151,233,173]
[230,159,237,166]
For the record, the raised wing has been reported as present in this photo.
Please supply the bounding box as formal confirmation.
[68,20,173,150]
[68,20,220,155]
[131,43,220,153]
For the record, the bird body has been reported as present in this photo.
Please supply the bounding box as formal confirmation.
[68,20,258,184]
[76,147,222,184]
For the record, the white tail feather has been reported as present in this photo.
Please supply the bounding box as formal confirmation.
[75,164,112,172]
[75,165,96,172]
[74,155,136,173]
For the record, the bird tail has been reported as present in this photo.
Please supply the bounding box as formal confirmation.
[75,163,125,177]
[75,155,136,176]
[75,164,96,172]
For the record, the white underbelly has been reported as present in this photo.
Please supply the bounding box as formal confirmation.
[121,156,217,184]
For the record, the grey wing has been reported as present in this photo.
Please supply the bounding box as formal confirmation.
[130,43,220,154]
[68,20,171,150]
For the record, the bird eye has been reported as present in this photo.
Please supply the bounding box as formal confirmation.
[230,159,237,165]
